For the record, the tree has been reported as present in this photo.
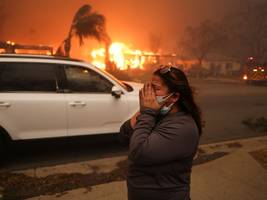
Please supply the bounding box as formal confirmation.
[180,20,226,69]
[56,4,111,67]
[149,33,162,65]
[0,2,7,40]
[223,0,267,63]
[149,33,162,53]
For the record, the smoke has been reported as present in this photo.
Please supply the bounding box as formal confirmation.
[0,0,263,55]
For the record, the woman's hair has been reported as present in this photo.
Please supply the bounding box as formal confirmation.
[154,66,203,136]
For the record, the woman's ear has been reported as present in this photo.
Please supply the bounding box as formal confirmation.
[172,92,180,103]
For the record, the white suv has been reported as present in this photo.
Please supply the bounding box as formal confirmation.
[0,54,141,149]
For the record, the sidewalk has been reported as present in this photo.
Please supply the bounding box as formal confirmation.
[1,136,267,200]
[204,77,244,84]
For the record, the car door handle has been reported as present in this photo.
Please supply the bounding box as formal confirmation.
[0,102,11,107]
[69,101,86,107]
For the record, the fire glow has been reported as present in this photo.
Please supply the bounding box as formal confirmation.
[91,42,156,70]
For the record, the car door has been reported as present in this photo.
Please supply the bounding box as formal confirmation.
[0,62,67,140]
[63,64,129,136]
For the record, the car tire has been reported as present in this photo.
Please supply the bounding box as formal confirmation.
[0,135,5,155]
[0,130,8,158]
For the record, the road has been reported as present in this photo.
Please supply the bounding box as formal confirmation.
[1,79,267,171]
[193,79,267,144]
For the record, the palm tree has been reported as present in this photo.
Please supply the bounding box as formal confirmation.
[56,4,111,68]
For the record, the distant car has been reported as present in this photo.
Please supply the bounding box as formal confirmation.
[0,54,141,152]
[242,58,267,85]
[242,65,267,85]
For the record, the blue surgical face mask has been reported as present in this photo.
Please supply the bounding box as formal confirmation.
[160,102,175,115]
[156,93,174,115]
[156,93,173,105]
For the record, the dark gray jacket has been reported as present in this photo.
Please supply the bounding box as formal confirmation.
[119,108,199,190]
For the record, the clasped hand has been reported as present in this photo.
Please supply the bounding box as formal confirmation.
[139,82,161,111]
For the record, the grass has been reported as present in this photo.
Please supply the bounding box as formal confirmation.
[242,117,267,132]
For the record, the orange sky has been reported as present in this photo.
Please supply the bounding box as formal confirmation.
[0,0,252,59]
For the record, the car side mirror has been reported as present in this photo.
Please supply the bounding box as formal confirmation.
[111,86,123,98]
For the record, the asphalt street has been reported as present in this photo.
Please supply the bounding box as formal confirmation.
[193,79,267,143]
[1,79,267,171]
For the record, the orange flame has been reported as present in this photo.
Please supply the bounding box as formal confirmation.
[91,42,155,70]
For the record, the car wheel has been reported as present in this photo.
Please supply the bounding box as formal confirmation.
[0,133,7,157]
[0,136,4,154]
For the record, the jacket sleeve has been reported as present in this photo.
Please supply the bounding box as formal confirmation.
[129,108,199,165]
[118,119,134,146]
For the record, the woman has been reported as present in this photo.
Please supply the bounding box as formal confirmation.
[119,65,202,200]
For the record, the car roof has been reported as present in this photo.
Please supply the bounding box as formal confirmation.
[0,54,84,62]
[0,53,99,73]
[0,54,130,92]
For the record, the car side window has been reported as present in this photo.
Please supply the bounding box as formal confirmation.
[65,65,113,93]
[0,62,58,92]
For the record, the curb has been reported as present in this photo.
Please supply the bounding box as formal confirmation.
[1,135,267,200]
[12,135,267,178]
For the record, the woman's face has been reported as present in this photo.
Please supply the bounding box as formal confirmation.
[151,74,180,105]
[151,74,170,96]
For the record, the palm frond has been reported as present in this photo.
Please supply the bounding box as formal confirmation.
[74,12,108,45]
[57,4,111,57]
[72,4,92,25]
